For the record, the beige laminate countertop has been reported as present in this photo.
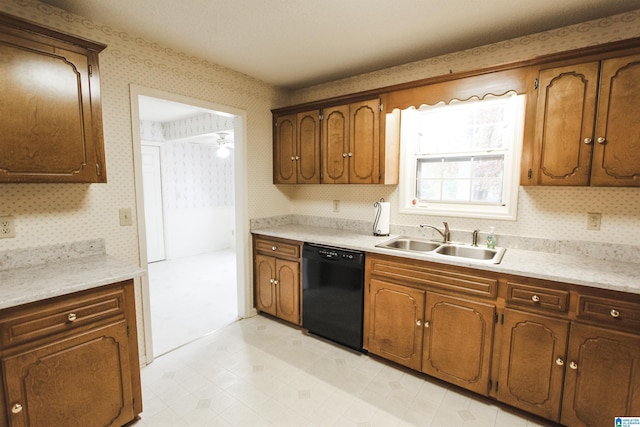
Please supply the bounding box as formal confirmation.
[252,224,640,295]
[0,254,144,310]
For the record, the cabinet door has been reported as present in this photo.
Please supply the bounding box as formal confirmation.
[422,292,495,395]
[322,105,350,183]
[591,54,640,186]
[296,111,321,184]
[561,323,640,427]
[274,114,297,184]
[0,33,105,183]
[3,321,134,427]
[275,259,300,325]
[255,254,277,316]
[533,63,599,185]
[497,309,569,421]
[349,99,380,184]
[367,279,425,371]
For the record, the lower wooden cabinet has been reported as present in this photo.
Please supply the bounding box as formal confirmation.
[364,252,640,426]
[561,323,640,427]
[253,236,302,325]
[497,308,570,421]
[0,280,142,427]
[422,292,495,395]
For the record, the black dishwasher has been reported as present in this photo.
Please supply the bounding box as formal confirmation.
[302,243,365,351]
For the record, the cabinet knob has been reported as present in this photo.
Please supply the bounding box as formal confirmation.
[290,156,295,161]
[596,136,606,144]
[273,279,279,285]
[11,403,22,414]
[569,361,578,370]
[271,246,277,251]
[348,152,353,157]
[67,313,77,322]
[610,309,620,318]
[583,137,592,144]
[555,357,564,366]
[269,279,274,284]
[295,156,300,160]
[416,319,421,326]
[424,321,430,328]
[531,295,540,303]
[342,153,347,158]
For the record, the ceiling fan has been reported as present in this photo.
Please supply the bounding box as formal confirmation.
[215,132,234,158]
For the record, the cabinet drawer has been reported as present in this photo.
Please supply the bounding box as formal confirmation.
[255,238,300,258]
[577,295,640,329]
[506,282,569,313]
[0,286,126,348]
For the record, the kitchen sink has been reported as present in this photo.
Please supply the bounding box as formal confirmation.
[435,244,505,262]
[376,236,505,264]
[377,237,440,252]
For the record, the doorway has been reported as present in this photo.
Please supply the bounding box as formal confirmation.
[130,85,252,363]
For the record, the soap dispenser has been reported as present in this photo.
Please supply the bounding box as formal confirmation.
[486,227,497,249]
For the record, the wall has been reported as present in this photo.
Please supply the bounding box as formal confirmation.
[282,10,640,246]
[0,0,289,261]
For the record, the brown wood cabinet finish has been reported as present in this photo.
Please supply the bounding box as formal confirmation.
[531,54,640,187]
[497,308,569,421]
[0,280,141,427]
[367,279,425,371]
[321,99,380,184]
[561,323,640,427]
[0,13,107,183]
[273,110,321,184]
[422,292,495,396]
[253,236,302,325]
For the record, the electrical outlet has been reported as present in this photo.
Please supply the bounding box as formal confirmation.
[119,208,133,226]
[333,200,340,213]
[587,212,601,231]
[0,216,15,239]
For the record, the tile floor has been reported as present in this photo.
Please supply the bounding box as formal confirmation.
[134,315,555,427]
[148,249,239,356]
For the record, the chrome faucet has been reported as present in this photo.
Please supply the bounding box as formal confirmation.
[420,222,450,243]
[472,229,479,247]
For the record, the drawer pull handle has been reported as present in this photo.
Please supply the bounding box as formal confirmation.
[569,361,578,370]
[416,319,421,326]
[11,403,22,414]
[531,295,540,303]
[271,246,277,251]
[555,357,564,366]
[67,313,77,322]
[610,309,620,318]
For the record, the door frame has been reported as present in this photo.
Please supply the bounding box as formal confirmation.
[140,143,166,263]
[129,84,251,364]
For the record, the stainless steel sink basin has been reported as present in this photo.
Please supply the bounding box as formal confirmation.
[376,236,506,264]
[435,244,505,263]
[376,237,441,252]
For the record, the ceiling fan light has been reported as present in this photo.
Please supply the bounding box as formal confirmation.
[217,145,230,158]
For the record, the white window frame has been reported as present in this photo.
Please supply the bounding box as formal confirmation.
[398,93,526,220]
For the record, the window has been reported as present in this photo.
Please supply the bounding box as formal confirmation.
[398,92,526,220]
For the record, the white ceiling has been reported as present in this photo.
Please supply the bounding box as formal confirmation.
[40,0,640,90]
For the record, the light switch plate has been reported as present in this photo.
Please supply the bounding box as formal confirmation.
[587,212,601,230]
[119,208,133,226]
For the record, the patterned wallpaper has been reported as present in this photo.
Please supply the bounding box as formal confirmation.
[284,10,640,246]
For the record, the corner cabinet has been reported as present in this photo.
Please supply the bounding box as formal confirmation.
[253,235,302,325]
[273,98,398,184]
[0,13,107,183]
[0,280,142,427]
[529,53,640,187]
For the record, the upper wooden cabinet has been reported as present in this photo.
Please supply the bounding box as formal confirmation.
[322,99,380,184]
[0,13,107,183]
[529,54,640,187]
[273,110,321,184]
[273,98,398,184]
